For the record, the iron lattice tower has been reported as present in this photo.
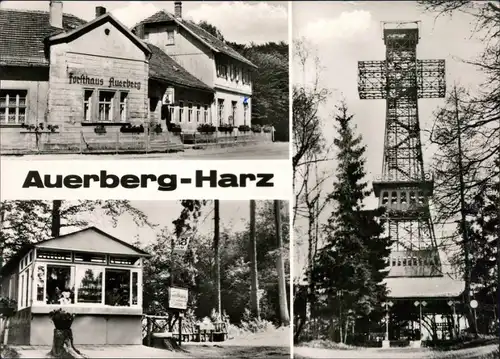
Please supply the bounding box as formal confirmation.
[358,22,445,278]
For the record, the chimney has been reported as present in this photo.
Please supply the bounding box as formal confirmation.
[49,1,63,29]
[95,6,106,18]
[174,1,182,18]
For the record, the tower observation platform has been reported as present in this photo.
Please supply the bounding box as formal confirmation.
[358,21,464,343]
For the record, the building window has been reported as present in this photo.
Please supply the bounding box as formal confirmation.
[196,105,201,123]
[20,274,25,309]
[37,250,72,261]
[167,30,175,45]
[231,101,237,126]
[74,252,106,264]
[203,105,209,123]
[236,67,241,82]
[36,265,45,302]
[46,265,74,305]
[120,92,128,122]
[105,269,130,307]
[187,103,193,122]
[75,267,103,304]
[98,91,114,122]
[217,99,224,125]
[169,106,175,123]
[83,89,93,122]
[109,256,137,266]
[217,63,227,79]
[0,90,27,124]
[25,268,30,307]
[179,101,184,123]
[243,103,248,125]
[132,272,139,305]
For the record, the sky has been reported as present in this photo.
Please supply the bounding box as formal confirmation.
[292,1,489,278]
[0,1,288,44]
[59,200,268,248]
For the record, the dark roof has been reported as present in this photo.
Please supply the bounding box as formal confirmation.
[148,44,213,92]
[0,226,150,277]
[48,12,151,57]
[135,11,257,68]
[0,8,86,67]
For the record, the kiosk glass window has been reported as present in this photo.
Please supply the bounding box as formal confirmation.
[98,91,115,122]
[46,265,74,305]
[132,272,138,305]
[76,267,103,304]
[105,269,131,306]
[0,90,27,124]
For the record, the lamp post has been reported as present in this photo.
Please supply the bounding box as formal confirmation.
[414,300,427,340]
[382,301,394,341]
[470,299,479,335]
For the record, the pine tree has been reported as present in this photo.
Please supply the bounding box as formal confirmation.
[312,102,391,343]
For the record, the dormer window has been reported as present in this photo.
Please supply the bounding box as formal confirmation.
[167,30,174,45]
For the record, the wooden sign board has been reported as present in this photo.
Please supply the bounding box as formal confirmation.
[173,236,190,254]
[168,287,188,310]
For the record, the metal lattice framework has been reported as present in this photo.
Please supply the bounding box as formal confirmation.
[358,22,446,278]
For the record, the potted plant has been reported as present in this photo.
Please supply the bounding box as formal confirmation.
[251,124,262,133]
[197,123,216,133]
[48,309,85,358]
[238,125,251,132]
[0,297,16,316]
[218,124,233,133]
[94,125,106,134]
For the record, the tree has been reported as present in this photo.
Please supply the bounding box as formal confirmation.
[0,200,154,263]
[249,200,260,319]
[197,20,225,41]
[274,200,290,326]
[311,103,391,343]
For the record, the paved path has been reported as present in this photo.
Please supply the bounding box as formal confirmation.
[294,343,498,359]
[2,142,290,160]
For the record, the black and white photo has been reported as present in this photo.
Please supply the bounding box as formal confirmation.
[0,199,291,358]
[292,1,499,358]
[0,1,289,160]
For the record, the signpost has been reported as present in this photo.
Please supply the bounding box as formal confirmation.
[382,301,394,344]
[447,300,459,337]
[168,287,188,346]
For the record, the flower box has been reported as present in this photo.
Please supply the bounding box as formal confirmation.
[218,125,234,133]
[238,125,251,132]
[94,125,107,134]
[197,124,216,133]
[168,123,182,133]
[120,124,145,134]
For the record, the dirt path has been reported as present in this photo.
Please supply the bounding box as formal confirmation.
[294,344,498,359]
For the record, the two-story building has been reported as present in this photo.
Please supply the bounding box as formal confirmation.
[0,1,215,154]
[0,227,150,345]
[132,1,257,133]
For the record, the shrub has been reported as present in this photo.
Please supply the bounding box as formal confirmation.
[251,124,262,133]
[263,126,272,133]
[168,123,182,133]
[218,124,234,133]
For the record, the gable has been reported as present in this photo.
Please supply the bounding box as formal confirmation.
[49,14,150,61]
[36,227,146,256]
